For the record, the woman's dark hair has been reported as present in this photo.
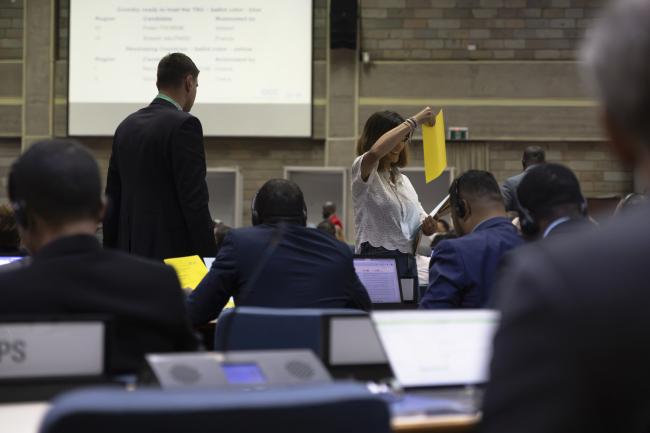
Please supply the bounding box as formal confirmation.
[356,111,409,169]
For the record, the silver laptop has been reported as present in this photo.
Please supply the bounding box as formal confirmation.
[371,310,500,415]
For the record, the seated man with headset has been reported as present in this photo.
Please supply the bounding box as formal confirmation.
[0,139,198,374]
[419,170,523,309]
[516,163,594,240]
[186,179,371,326]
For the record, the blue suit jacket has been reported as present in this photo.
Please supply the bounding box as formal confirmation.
[420,217,523,309]
[187,224,371,325]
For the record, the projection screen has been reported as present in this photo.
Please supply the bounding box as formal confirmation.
[68,0,312,137]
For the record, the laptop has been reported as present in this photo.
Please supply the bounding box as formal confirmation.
[353,257,403,308]
[371,310,500,416]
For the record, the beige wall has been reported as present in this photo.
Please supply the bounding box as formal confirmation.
[0,0,631,224]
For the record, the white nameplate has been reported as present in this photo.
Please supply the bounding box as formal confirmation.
[0,322,104,379]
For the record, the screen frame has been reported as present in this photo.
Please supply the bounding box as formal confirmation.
[320,314,394,381]
[66,0,314,138]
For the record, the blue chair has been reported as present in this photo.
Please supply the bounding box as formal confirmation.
[39,383,391,433]
[214,307,367,356]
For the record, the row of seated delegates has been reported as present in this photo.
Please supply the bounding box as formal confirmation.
[0,203,24,256]
[352,108,438,289]
[419,170,523,309]
[0,139,199,375]
[482,1,650,430]
[185,179,371,327]
[500,145,546,216]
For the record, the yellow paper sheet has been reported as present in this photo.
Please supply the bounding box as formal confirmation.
[164,255,208,290]
[422,110,447,183]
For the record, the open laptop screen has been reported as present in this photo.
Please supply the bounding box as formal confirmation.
[353,257,402,304]
[371,310,499,388]
[0,256,23,267]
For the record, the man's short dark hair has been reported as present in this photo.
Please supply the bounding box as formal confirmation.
[254,179,306,225]
[450,170,504,207]
[8,139,102,226]
[323,201,336,219]
[156,53,199,90]
[522,146,546,167]
[517,163,585,219]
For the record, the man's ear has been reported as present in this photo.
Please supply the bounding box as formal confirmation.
[602,110,637,168]
[184,75,194,93]
[461,199,471,220]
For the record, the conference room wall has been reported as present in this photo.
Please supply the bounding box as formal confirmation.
[0,0,632,208]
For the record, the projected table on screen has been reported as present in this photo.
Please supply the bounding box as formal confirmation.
[69,0,312,136]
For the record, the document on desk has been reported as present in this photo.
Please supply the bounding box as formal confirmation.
[164,255,208,290]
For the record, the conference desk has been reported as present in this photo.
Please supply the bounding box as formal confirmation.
[0,402,479,433]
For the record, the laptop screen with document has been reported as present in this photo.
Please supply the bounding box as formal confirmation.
[353,257,402,304]
[371,310,499,388]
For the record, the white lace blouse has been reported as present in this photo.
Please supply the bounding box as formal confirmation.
[352,153,427,254]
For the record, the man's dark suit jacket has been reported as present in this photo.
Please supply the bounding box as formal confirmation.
[104,98,215,260]
[419,217,523,309]
[481,208,650,433]
[0,235,198,374]
[186,224,372,325]
[501,167,536,213]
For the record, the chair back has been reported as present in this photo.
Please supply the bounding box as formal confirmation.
[39,383,391,433]
[213,307,366,357]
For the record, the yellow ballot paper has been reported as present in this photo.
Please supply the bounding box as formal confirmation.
[164,255,207,290]
[422,110,447,183]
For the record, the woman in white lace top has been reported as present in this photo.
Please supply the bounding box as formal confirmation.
[352,107,438,292]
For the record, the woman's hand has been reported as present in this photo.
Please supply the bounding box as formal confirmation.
[413,106,435,127]
[421,215,438,236]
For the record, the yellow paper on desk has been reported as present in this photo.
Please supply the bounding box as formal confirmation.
[164,255,207,290]
[422,110,447,183]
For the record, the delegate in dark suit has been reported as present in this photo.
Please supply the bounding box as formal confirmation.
[420,217,523,308]
[103,97,215,260]
[187,224,372,325]
[500,170,527,213]
[0,235,198,374]
[481,208,650,433]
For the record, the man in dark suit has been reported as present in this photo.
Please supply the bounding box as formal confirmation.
[481,2,650,432]
[103,52,215,260]
[0,140,198,374]
[500,145,545,213]
[186,179,371,326]
[419,170,523,309]
[516,163,594,239]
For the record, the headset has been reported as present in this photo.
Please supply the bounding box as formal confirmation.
[251,192,307,227]
[449,176,467,220]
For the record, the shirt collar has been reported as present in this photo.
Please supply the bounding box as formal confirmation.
[543,217,571,238]
[156,93,182,110]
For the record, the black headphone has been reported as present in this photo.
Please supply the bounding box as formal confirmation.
[250,192,307,226]
[450,176,467,219]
